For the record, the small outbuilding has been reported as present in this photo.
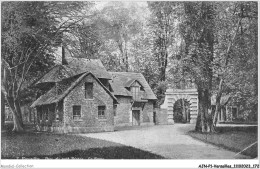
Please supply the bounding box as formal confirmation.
[110,72,157,126]
[31,58,118,133]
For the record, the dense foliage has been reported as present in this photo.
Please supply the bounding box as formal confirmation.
[1,1,92,131]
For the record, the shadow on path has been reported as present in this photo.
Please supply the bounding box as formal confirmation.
[2,146,165,159]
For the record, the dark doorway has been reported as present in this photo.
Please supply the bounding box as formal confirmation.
[173,99,190,123]
[132,110,140,126]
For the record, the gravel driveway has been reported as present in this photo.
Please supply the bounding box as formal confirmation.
[79,124,250,159]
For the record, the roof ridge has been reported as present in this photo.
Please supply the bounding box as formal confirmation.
[66,57,101,61]
[32,65,62,86]
[109,71,142,74]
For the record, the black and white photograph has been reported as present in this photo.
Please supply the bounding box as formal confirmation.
[1,1,258,168]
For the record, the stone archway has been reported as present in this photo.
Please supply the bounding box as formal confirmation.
[160,88,198,124]
[173,99,190,123]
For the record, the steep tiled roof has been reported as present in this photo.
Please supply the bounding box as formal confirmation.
[31,72,117,107]
[35,65,76,85]
[34,58,111,85]
[109,72,157,100]
[65,58,112,79]
[109,73,133,97]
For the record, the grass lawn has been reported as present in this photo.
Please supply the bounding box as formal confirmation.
[1,131,164,159]
[188,126,258,158]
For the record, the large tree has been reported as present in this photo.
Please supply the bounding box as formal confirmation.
[178,2,216,132]
[1,1,91,131]
[175,1,257,132]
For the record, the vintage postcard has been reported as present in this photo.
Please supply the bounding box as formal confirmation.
[1,1,258,168]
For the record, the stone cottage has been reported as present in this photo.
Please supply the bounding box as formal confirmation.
[31,57,118,133]
[109,72,157,126]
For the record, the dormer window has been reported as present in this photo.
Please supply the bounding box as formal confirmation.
[131,86,140,100]
[125,79,144,101]
[130,81,142,100]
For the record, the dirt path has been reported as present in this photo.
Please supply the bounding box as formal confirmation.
[80,124,250,159]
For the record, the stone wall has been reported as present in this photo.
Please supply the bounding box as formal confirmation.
[49,126,114,133]
[63,74,114,133]
[114,97,155,126]
[142,101,154,125]
[114,96,132,126]
[154,108,168,125]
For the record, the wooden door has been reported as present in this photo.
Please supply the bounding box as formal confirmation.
[132,110,140,126]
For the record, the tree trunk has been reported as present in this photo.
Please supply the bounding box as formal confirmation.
[195,88,211,132]
[124,41,129,72]
[195,107,201,131]
[159,65,165,82]
[6,96,24,132]
[1,92,5,129]
[117,40,125,71]
[196,88,204,132]
[210,77,224,133]
[213,86,223,125]
[14,98,23,125]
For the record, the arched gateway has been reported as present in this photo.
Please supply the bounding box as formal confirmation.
[160,88,198,124]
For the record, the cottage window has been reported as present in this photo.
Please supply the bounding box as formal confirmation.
[73,105,81,120]
[85,82,93,99]
[131,86,140,100]
[98,106,106,119]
